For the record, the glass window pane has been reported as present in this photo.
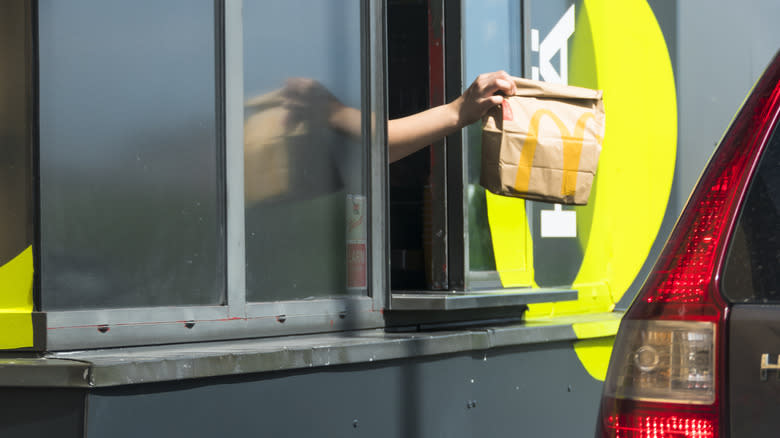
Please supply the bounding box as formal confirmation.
[243,1,366,301]
[722,124,780,303]
[0,2,33,274]
[462,0,588,289]
[38,0,224,310]
[462,0,524,288]
[522,0,585,288]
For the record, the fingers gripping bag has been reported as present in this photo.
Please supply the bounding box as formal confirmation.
[480,78,605,205]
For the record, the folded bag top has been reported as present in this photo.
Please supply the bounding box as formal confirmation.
[480,77,605,205]
[510,77,604,101]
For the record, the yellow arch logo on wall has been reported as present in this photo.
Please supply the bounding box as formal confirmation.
[0,246,34,349]
[486,0,677,380]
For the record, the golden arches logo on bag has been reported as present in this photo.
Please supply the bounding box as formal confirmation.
[514,109,602,198]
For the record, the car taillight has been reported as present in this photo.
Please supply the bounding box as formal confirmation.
[597,52,780,438]
[600,320,719,437]
[605,320,715,404]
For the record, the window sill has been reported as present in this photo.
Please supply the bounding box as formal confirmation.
[0,311,623,388]
[390,287,577,311]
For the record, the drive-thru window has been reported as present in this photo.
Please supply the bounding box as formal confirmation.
[2,1,777,437]
[9,0,580,351]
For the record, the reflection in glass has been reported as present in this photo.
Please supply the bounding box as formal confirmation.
[243,1,365,301]
[0,1,33,270]
[723,125,780,303]
[38,0,223,309]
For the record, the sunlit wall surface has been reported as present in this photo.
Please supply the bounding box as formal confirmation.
[38,0,224,309]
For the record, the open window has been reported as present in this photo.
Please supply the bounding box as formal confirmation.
[3,0,587,351]
[386,0,578,321]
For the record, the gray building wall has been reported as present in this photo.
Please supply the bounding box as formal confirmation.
[676,0,780,203]
[84,342,602,438]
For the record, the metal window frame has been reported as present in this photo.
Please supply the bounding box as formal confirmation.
[40,0,389,351]
[459,0,526,290]
[386,0,518,291]
[387,0,578,314]
[445,0,465,290]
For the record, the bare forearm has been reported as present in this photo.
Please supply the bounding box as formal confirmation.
[388,100,462,163]
[388,71,515,163]
[329,99,463,163]
[326,70,515,164]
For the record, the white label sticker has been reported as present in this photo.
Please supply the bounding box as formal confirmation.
[540,204,577,238]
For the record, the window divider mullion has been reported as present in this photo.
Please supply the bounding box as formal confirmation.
[224,0,246,317]
[368,0,389,310]
[445,0,465,290]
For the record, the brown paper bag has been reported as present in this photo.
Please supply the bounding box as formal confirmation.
[244,90,298,203]
[480,78,605,205]
[244,89,341,205]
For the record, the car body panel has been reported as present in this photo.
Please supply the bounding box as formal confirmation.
[728,305,780,437]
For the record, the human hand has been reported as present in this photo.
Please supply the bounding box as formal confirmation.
[280,77,343,130]
[453,71,517,126]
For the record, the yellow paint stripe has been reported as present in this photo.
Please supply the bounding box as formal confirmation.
[485,191,535,287]
[572,318,620,339]
[573,337,614,381]
[0,246,34,349]
[525,0,677,319]
[570,0,677,307]
[571,313,622,381]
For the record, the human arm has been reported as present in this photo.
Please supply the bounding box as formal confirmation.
[279,71,516,163]
[386,70,516,163]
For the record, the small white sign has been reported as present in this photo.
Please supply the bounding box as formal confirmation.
[540,204,577,238]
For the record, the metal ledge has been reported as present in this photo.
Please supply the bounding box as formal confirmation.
[390,287,577,311]
[0,312,622,388]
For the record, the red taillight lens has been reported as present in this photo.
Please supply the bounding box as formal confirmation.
[628,52,780,322]
[598,52,780,438]
[602,399,718,438]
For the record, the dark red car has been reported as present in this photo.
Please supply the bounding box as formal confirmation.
[596,51,780,437]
